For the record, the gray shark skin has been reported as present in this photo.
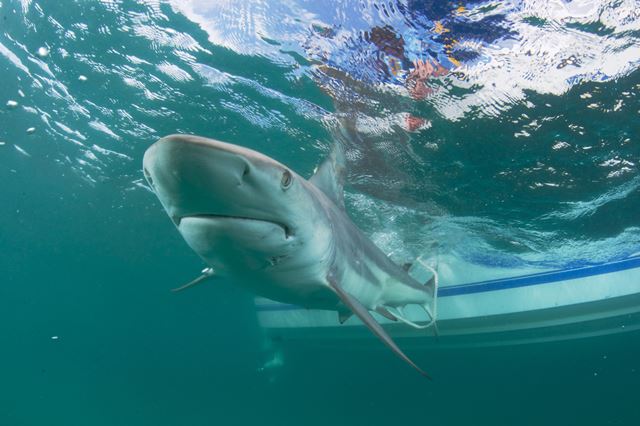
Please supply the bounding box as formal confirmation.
[143,134,436,378]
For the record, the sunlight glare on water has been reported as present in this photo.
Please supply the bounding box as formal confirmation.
[1,0,639,268]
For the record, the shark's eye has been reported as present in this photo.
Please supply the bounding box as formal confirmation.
[281,170,293,190]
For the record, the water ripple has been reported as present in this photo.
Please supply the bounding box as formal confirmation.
[1,0,638,267]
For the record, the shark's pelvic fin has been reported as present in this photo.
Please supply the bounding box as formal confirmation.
[171,267,216,292]
[338,310,353,324]
[375,306,398,322]
[310,142,346,209]
[328,278,431,379]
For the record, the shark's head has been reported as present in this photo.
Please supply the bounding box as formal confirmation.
[143,134,333,278]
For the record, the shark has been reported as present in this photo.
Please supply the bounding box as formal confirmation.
[143,134,437,378]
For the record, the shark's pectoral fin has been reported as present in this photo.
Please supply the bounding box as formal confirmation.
[328,278,431,379]
[171,267,216,292]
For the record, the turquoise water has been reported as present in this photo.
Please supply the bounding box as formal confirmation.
[2,1,640,425]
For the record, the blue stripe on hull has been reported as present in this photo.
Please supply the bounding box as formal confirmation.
[440,255,640,296]
[255,255,640,312]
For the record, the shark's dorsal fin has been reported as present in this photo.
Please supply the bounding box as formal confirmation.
[310,143,346,209]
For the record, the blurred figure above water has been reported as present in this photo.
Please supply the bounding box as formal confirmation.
[170,0,640,265]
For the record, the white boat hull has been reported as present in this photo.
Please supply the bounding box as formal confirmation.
[255,254,640,346]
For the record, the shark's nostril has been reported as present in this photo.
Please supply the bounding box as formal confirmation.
[144,168,154,188]
[242,164,250,178]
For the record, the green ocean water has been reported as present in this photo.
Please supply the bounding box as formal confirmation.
[1,1,640,425]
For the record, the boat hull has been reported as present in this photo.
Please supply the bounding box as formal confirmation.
[255,255,640,346]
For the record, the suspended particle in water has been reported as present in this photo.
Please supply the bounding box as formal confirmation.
[37,46,49,58]
[0,141,5,146]
[14,145,31,157]
[26,127,36,134]
[6,100,18,108]
[51,336,59,340]
[78,75,88,82]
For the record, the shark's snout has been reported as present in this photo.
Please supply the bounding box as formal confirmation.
[143,134,257,223]
[143,134,303,271]
[143,134,299,237]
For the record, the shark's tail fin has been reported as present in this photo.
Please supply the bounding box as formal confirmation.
[388,257,439,330]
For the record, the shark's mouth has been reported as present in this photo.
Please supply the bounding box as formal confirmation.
[177,214,293,239]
